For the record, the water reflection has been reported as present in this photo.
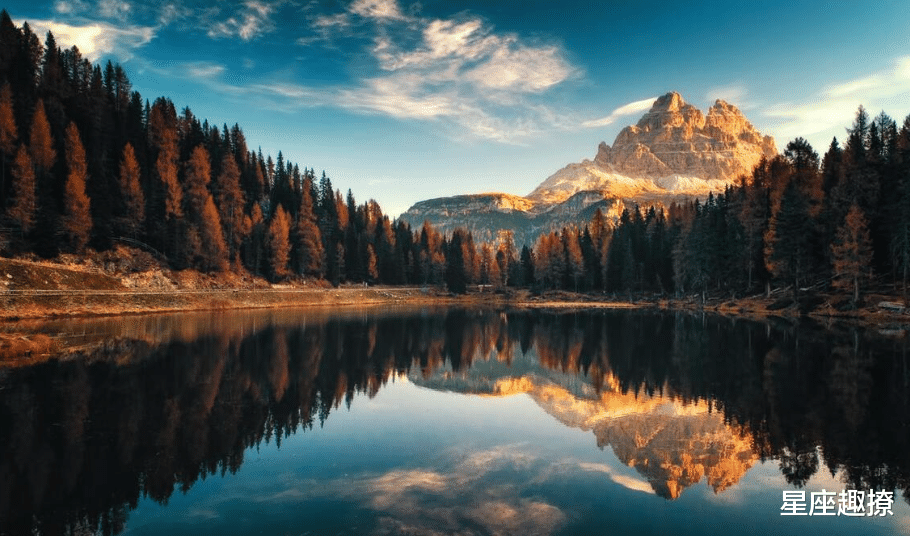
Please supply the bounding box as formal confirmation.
[0,308,909,534]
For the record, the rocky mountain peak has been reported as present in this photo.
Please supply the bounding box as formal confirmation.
[528,91,777,204]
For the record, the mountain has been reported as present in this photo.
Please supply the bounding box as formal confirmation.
[409,351,757,500]
[401,92,776,245]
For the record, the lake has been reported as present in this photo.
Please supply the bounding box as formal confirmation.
[1,307,909,535]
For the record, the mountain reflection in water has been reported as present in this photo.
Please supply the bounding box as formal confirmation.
[1,308,909,535]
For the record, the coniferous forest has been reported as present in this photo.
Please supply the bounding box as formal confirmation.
[1,11,909,303]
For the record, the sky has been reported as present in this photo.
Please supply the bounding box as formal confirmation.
[7,0,910,216]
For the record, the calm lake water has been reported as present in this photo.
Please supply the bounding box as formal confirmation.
[1,307,910,535]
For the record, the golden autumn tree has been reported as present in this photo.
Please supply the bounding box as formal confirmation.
[267,205,292,280]
[117,142,144,237]
[199,195,228,272]
[28,99,55,175]
[831,203,873,305]
[61,122,91,253]
[7,144,35,234]
[183,145,227,271]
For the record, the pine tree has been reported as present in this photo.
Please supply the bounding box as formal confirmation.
[831,204,873,305]
[267,205,292,280]
[148,98,182,257]
[445,229,468,294]
[7,144,35,234]
[765,179,814,296]
[117,142,144,237]
[61,122,91,253]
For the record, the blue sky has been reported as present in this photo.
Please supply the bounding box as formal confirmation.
[8,0,910,216]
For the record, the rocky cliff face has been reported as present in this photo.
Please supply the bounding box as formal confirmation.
[401,92,776,245]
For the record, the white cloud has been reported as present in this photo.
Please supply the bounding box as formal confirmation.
[207,1,280,41]
[349,0,407,21]
[158,3,191,26]
[187,62,226,79]
[764,56,910,144]
[705,84,751,108]
[54,0,89,14]
[331,9,577,141]
[17,18,156,61]
[581,97,656,128]
[98,0,132,20]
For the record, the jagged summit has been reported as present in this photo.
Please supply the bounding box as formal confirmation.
[528,92,777,204]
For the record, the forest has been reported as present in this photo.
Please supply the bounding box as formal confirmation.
[1,10,908,303]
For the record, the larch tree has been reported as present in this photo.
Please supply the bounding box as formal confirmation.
[198,195,228,272]
[831,204,873,305]
[61,122,91,253]
[183,145,226,271]
[7,144,35,234]
[117,142,144,237]
[28,99,55,175]
[267,205,292,280]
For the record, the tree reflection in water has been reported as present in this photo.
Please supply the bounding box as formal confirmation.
[1,308,909,535]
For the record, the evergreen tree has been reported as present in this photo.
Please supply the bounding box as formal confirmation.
[148,98,182,257]
[293,177,324,277]
[765,179,814,295]
[518,244,535,287]
[214,151,245,262]
[445,229,468,294]
[61,122,91,252]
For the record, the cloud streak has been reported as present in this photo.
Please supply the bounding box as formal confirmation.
[207,1,281,41]
[581,97,656,128]
[764,56,910,143]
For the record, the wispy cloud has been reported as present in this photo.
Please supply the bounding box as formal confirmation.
[54,0,89,14]
[17,18,156,61]
[581,97,656,128]
[764,56,910,143]
[186,61,226,79]
[705,84,753,108]
[348,0,408,21]
[207,1,281,41]
[98,0,132,20]
[281,0,579,142]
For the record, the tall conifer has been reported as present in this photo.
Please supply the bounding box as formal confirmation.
[61,122,91,252]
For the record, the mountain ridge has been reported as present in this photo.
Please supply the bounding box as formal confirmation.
[402,92,777,245]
